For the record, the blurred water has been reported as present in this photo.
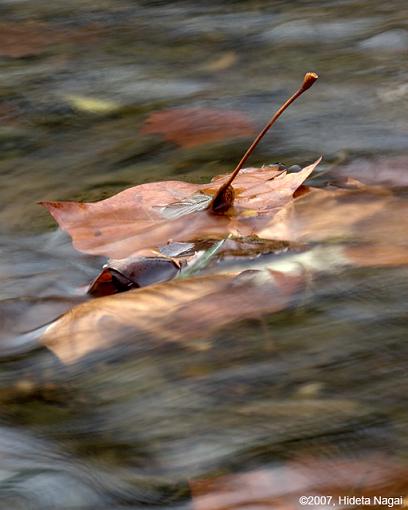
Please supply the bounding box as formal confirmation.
[1,1,408,508]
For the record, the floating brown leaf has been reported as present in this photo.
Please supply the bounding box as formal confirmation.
[41,72,320,259]
[42,269,302,364]
[41,159,320,259]
[140,108,255,148]
[191,455,408,510]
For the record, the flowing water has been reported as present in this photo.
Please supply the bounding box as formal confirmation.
[1,1,408,508]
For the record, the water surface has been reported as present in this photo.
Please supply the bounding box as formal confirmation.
[1,1,408,508]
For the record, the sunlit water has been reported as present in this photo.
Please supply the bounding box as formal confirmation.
[1,1,408,508]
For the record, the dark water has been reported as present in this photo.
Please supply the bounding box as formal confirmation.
[1,1,408,508]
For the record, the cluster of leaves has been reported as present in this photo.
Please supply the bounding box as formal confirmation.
[36,72,408,505]
[39,72,408,364]
[40,154,321,363]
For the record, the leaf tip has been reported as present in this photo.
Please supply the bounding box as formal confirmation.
[37,200,50,210]
[38,200,59,211]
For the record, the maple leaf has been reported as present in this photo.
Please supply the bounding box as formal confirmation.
[40,160,319,260]
[40,72,320,259]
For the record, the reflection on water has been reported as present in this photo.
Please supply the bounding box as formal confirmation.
[1,1,408,508]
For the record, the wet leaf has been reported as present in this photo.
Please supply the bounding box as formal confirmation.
[260,186,408,266]
[191,455,408,510]
[42,269,302,364]
[88,255,181,297]
[41,73,320,261]
[40,159,320,259]
[0,21,55,58]
[140,108,255,148]
[88,237,299,297]
[0,21,102,58]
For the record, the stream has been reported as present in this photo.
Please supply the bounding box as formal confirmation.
[1,1,408,508]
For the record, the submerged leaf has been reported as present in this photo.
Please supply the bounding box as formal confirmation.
[0,21,102,58]
[191,455,408,510]
[0,21,56,58]
[140,108,255,148]
[260,186,408,266]
[42,269,302,364]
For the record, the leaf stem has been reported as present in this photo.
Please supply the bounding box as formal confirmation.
[209,72,318,212]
